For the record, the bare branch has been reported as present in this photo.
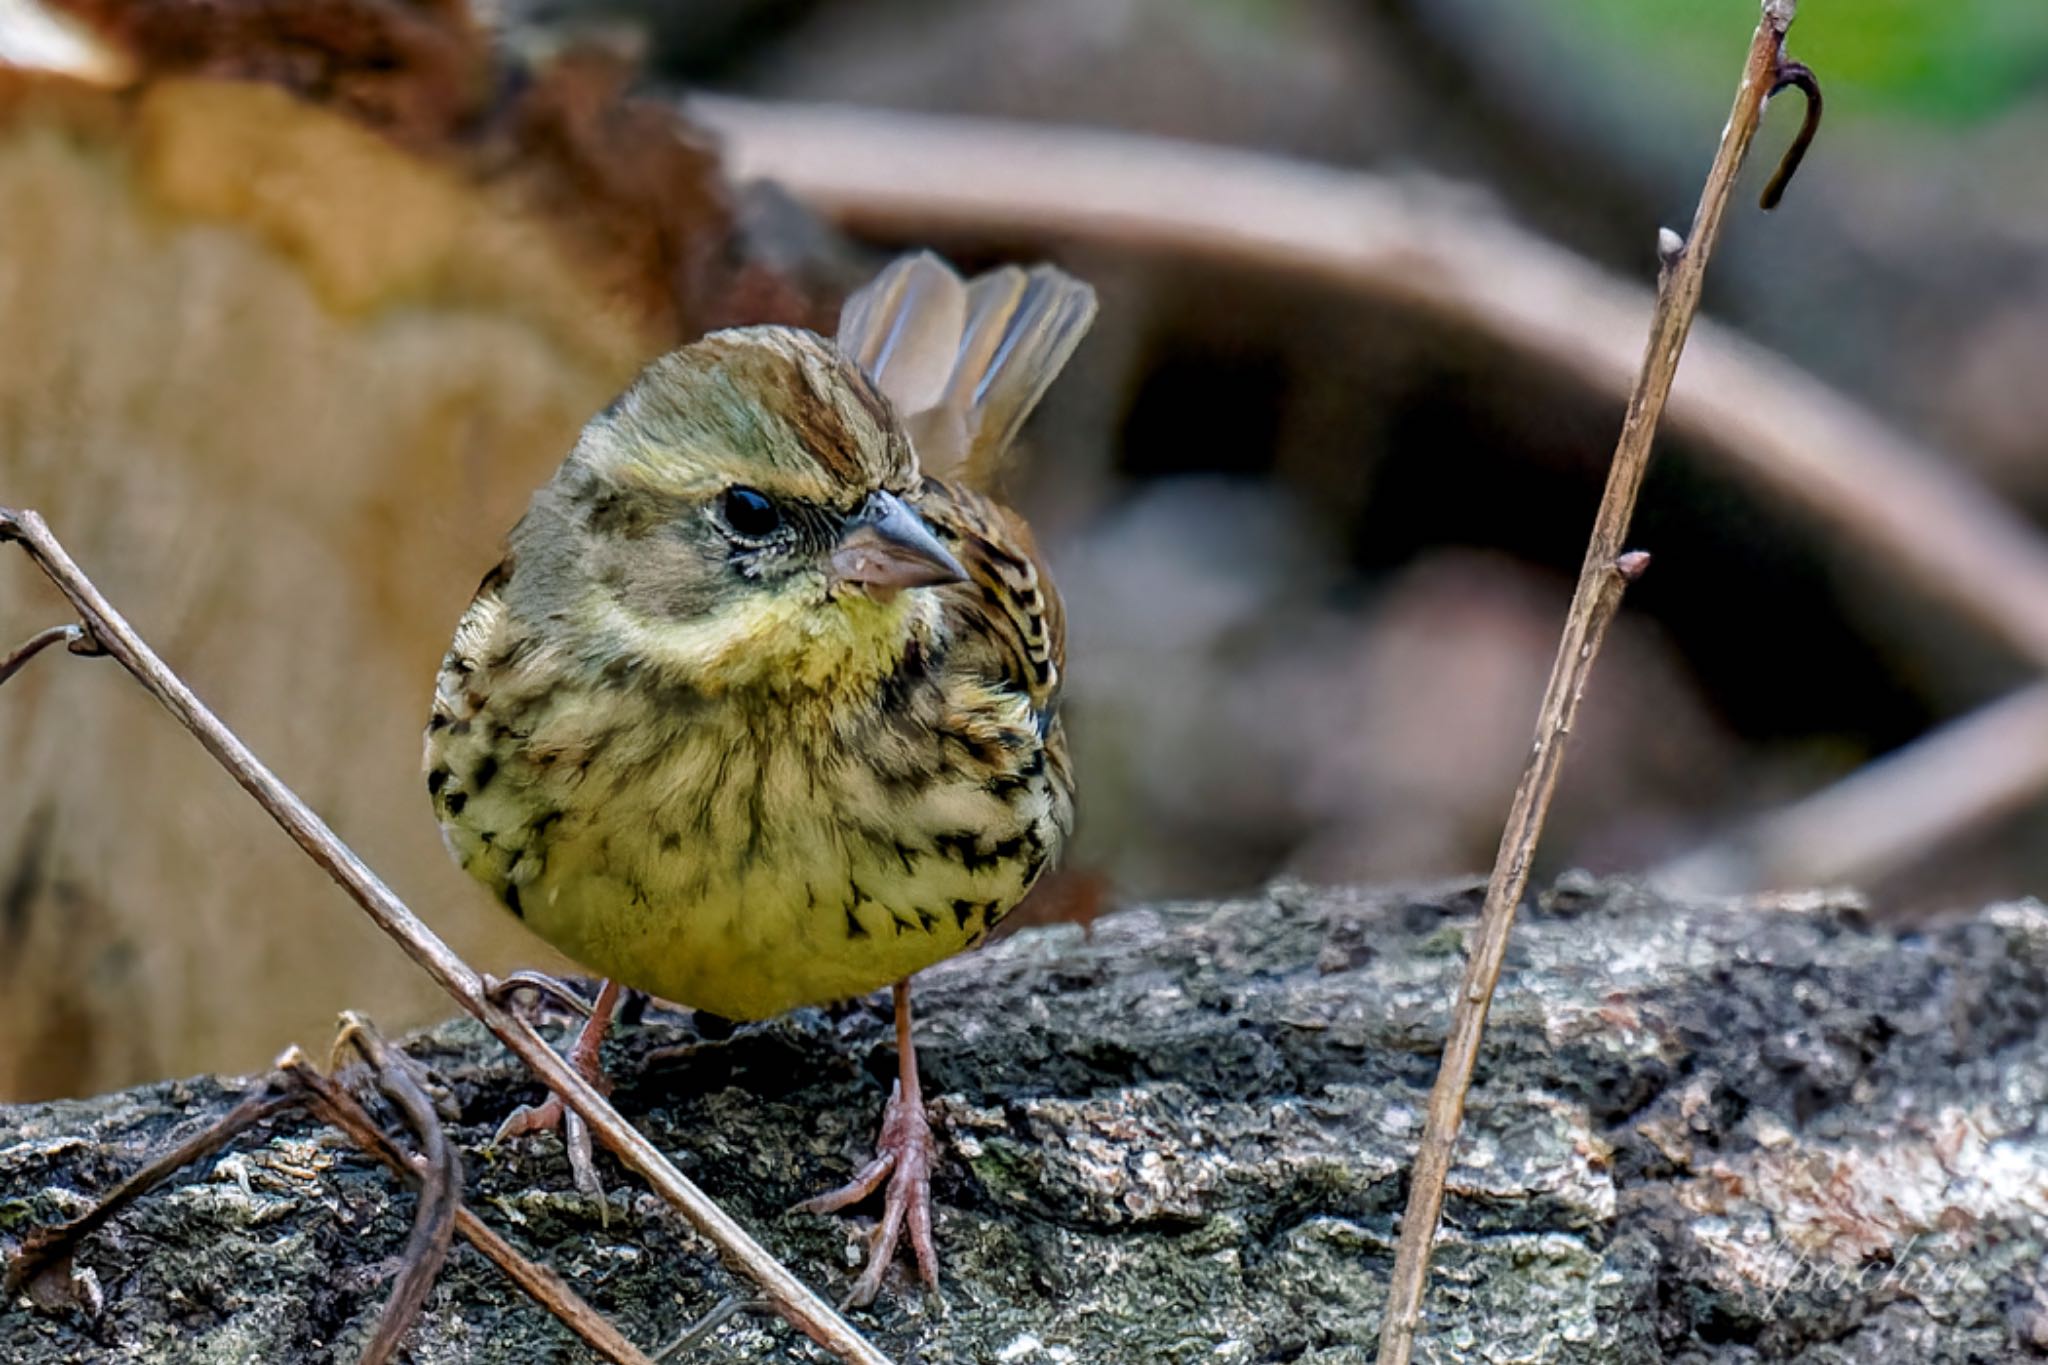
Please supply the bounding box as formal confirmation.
[1661,680,2048,893]
[0,507,892,1365]
[0,623,99,687]
[653,1296,774,1361]
[4,1024,659,1363]
[696,92,2048,682]
[1376,5,1808,1361]
[332,1017,463,1365]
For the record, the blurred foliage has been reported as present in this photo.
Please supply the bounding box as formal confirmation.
[1551,0,2048,123]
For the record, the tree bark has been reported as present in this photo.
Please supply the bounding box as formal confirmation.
[6,879,2047,1362]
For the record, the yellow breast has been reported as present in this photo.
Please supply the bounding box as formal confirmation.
[433,677,1063,1020]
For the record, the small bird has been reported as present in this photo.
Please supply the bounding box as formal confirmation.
[424,252,1094,1304]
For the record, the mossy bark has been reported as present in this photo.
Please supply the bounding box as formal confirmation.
[7,880,2048,1362]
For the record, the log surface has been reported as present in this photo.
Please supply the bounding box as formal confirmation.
[5,879,2047,1362]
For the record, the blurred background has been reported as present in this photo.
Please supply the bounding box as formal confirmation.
[5,0,2048,1100]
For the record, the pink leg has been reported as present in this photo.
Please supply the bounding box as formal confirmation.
[496,979,624,1202]
[798,979,940,1306]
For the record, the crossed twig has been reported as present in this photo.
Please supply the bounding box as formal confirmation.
[3,1015,663,1363]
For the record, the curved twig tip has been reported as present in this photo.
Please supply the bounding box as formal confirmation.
[1760,59,1822,210]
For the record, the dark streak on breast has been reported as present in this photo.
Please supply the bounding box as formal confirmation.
[742,766,768,866]
[933,831,998,874]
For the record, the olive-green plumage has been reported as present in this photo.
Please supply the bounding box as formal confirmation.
[425,255,1089,1022]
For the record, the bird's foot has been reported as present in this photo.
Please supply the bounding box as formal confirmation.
[492,978,621,1210]
[798,1076,939,1308]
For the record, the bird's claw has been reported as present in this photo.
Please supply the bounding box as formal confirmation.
[491,979,622,1220]
[798,1078,940,1308]
[494,1095,610,1215]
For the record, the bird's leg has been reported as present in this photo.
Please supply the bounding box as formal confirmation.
[495,978,623,1204]
[799,979,940,1307]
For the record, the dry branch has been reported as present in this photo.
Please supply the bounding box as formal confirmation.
[0,507,892,1365]
[0,623,97,685]
[1661,679,2048,892]
[4,1033,664,1363]
[329,1017,462,1365]
[1374,5,1808,1358]
[694,92,2048,678]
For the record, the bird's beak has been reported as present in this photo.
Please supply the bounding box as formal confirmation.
[829,491,967,597]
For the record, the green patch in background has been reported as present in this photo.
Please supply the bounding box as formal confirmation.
[1547,0,2048,124]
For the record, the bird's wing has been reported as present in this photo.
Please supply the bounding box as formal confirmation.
[921,478,1065,714]
[837,252,1097,490]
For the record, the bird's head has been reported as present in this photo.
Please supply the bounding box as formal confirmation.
[509,328,964,695]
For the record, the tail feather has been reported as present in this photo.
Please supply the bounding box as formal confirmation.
[837,252,1096,487]
[835,252,965,418]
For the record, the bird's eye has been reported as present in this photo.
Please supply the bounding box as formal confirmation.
[719,486,782,538]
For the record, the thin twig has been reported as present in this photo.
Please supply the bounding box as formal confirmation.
[1,1080,304,1301]
[0,508,892,1365]
[0,623,98,686]
[487,970,598,1019]
[279,1050,661,1365]
[333,1016,463,1365]
[1759,61,1823,210]
[653,1295,774,1360]
[6,1019,675,1362]
[1374,6,1806,1362]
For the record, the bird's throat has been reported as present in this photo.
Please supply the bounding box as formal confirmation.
[598,583,940,704]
